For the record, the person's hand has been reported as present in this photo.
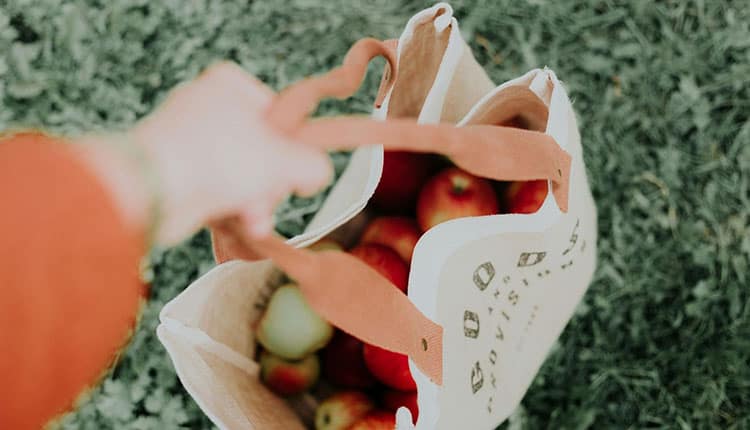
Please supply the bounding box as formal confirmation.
[120,62,332,244]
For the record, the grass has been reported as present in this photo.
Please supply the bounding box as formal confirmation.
[2,0,749,428]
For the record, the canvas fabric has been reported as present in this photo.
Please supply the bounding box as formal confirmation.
[158,4,597,429]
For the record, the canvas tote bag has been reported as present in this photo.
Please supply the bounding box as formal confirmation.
[158,4,597,430]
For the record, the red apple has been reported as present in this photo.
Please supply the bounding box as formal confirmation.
[416,167,499,231]
[372,151,437,213]
[360,216,421,263]
[350,244,409,293]
[259,350,319,396]
[382,389,418,422]
[348,411,396,430]
[505,180,548,214]
[363,344,416,391]
[322,330,376,389]
[314,391,374,430]
[309,238,344,252]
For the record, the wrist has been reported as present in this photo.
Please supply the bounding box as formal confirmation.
[130,118,201,245]
[76,134,152,233]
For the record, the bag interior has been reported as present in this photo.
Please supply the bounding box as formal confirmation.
[386,9,451,119]
[464,84,550,131]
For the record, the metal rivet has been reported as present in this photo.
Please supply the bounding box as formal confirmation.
[421,338,428,351]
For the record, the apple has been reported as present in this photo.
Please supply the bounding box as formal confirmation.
[325,211,372,250]
[505,180,548,214]
[499,115,529,129]
[322,330,376,389]
[382,389,418,422]
[314,391,374,430]
[363,344,416,391]
[348,411,396,430]
[372,151,437,213]
[350,244,409,293]
[359,217,421,264]
[259,350,319,396]
[416,167,499,231]
[256,283,334,360]
[309,238,344,252]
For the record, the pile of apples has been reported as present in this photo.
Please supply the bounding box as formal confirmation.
[254,152,548,429]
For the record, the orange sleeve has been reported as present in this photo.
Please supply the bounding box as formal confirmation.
[0,133,148,430]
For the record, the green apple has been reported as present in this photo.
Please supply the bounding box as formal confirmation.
[260,350,320,397]
[256,283,334,360]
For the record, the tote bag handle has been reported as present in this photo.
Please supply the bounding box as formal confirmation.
[268,38,570,211]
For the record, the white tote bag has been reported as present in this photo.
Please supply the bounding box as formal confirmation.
[158,4,597,429]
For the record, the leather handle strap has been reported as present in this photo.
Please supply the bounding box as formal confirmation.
[213,221,443,385]
[296,118,571,211]
[266,38,398,134]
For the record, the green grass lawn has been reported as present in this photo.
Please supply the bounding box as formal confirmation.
[2,0,749,428]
